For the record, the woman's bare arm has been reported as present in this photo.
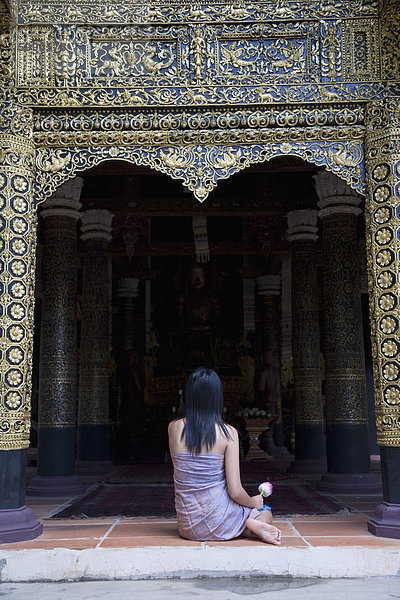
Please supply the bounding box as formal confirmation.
[224,426,263,510]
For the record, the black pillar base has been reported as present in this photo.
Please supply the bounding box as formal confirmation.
[0,506,43,544]
[317,472,382,495]
[26,475,85,497]
[288,457,327,474]
[368,502,400,539]
[77,424,110,462]
[76,460,114,476]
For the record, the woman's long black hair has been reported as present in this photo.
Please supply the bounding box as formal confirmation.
[181,366,231,454]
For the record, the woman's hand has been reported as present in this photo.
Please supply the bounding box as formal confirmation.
[251,494,264,510]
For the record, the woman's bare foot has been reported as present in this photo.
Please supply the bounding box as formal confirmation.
[245,518,282,545]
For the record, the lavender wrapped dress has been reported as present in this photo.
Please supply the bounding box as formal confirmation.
[172,451,259,541]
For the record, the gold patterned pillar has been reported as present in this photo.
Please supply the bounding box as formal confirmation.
[0,103,43,542]
[364,99,400,538]
[27,179,85,497]
[256,275,288,456]
[315,171,380,494]
[77,209,113,469]
[286,210,326,473]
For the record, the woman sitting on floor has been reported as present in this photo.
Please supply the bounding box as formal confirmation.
[168,366,282,544]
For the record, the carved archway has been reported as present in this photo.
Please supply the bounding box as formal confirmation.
[34,138,365,204]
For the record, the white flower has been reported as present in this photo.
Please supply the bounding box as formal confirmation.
[12,198,28,213]
[12,218,28,234]
[380,317,397,333]
[376,250,393,267]
[378,271,394,289]
[382,340,398,357]
[384,387,400,405]
[5,392,21,409]
[258,481,273,497]
[11,239,27,255]
[375,228,392,245]
[383,364,399,381]
[8,325,24,341]
[239,407,267,418]
[8,348,23,364]
[379,294,395,311]
[373,165,389,181]
[10,282,26,298]
[10,304,25,320]
[10,260,26,275]
[374,187,390,202]
[374,207,391,224]
[13,177,28,192]
[6,369,22,386]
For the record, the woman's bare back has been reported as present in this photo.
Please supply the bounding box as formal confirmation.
[168,418,234,455]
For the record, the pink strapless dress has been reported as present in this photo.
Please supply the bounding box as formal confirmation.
[172,451,258,541]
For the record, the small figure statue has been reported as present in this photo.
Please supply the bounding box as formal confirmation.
[178,264,220,333]
[176,264,221,366]
[257,349,279,417]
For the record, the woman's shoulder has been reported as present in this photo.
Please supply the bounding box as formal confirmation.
[168,417,184,432]
[224,423,238,441]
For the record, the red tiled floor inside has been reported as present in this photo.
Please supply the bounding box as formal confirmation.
[1,460,400,551]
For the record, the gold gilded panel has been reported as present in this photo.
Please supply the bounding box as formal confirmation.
[365,99,400,446]
[17,25,55,87]
[0,105,36,451]
[342,18,381,82]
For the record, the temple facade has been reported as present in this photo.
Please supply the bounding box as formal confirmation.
[0,0,400,543]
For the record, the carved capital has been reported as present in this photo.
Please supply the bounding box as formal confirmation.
[80,209,114,242]
[256,275,281,296]
[286,209,319,242]
[40,177,83,220]
[118,277,140,298]
[314,172,362,218]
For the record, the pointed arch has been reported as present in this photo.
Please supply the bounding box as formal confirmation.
[34,138,365,205]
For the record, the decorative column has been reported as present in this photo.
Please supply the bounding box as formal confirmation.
[0,104,42,542]
[364,99,400,538]
[27,179,85,497]
[286,210,326,473]
[117,277,140,459]
[77,210,114,470]
[315,171,380,494]
[256,275,288,455]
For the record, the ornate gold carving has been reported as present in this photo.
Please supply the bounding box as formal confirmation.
[0,0,398,450]
[380,0,400,81]
[17,26,55,87]
[342,18,381,82]
[17,1,380,26]
[36,149,71,172]
[33,135,365,204]
[0,104,36,451]
[365,98,400,446]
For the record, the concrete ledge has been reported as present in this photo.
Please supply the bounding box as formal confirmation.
[1,546,400,582]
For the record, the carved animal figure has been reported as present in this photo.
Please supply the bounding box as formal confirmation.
[40,151,71,173]
[221,43,254,69]
[95,47,123,77]
[160,149,187,168]
[257,89,275,103]
[142,46,174,74]
[328,148,358,167]
[319,87,341,101]
[268,43,303,73]
[186,88,208,104]
[214,149,241,169]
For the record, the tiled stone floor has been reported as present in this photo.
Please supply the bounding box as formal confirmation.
[2,458,399,552]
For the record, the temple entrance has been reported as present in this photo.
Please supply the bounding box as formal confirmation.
[29,156,374,466]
